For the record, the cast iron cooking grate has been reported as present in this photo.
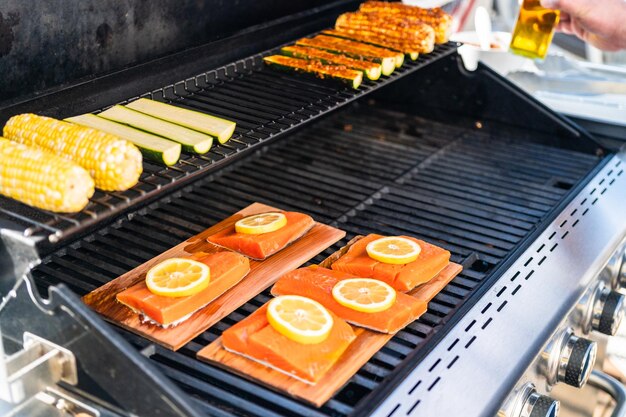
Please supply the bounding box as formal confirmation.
[31,103,599,417]
[0,41,458,250]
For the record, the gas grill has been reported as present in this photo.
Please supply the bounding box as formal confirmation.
[1,1,626,417]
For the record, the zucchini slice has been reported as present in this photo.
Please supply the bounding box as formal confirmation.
[281,45,382,81]
[296,35,401,75]
[126,98,236,144]
[66,114,181,166]
[321,29,423,60]
[263,55,363,89]
[99,105,213,154]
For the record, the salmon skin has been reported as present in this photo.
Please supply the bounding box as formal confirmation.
[116,251,250,327]
[207,211,315,260]
[331,234,450,292]
[222,303,356,384]
[271,266,426,333]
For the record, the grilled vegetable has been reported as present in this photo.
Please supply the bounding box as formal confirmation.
[0,138,94,212]
[98,105,213,154]
[336,12,437,50]
[125,98,236,144]
[280,45,382,80]
[322,29,426,59]
[65,114,181,166]
[3,114,142,191]
[296,35,401,75]
[263,55,363,90]
[359,2,452,44]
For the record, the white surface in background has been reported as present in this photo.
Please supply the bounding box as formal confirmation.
[508,54,626,127]
[535,92,626,127]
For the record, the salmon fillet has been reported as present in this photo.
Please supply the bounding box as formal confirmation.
[331,234,450,292]
[116,251,250,326]
[222,303,356,384]
[207,211,314,260]
[271,266,426,333]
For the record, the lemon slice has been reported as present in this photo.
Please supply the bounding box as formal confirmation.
[235,212,287,235]
[145,258,210,297]
[332,278,397,313]
[267,295,333,344]
[366,236,421,265]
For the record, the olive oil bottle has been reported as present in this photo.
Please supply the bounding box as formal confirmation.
[509,0,560,59]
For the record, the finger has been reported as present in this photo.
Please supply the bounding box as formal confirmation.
[570,20,588,40]
[559,11,571,22]
[558,20,574,34]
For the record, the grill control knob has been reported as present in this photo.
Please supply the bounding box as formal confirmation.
[592,288,625,335]
[521,392,560,417]
[557,334,597,387]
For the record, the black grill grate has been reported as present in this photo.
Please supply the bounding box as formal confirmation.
[31,103,599,417]
[0,41,458,248]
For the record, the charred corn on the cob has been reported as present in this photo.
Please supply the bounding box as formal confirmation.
[336,12,439,45]
[358,2,452,43]
[0,138,94,212]
[3,114,142,191]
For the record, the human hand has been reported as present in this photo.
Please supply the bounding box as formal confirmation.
[540,0,626,51]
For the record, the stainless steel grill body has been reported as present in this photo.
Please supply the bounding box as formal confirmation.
[0,4,620,416]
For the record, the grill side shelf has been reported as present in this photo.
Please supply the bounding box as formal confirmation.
[0,41,459,253]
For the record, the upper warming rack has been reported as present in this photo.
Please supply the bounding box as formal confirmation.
[0,39,458,250]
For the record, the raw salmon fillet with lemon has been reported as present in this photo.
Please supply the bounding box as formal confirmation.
[331,234,450,292]
[222,296,356,384]
[116,251,250,327]
[271,266,426,333]
[207,211,314,260]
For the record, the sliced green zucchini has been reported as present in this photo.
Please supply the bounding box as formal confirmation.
[366,66,382,81]
[98,105,212,154]
[126,98,235,144]
[65,114,181,166]
[394,54,405,68]
[263,55,363,89]
[321,29,420,63]
[295,38,396,76]
[280,45,382,81]
[380,59,397,76]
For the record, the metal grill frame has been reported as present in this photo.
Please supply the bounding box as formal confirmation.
[0,3,613,416]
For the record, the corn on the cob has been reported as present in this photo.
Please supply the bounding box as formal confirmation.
[358,2,452,43]
[336,11,441,46]
[3,114,142,191]
[0,138,94,212]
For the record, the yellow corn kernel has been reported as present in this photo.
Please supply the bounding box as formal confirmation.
[3,114,142,191]
[0,138,94,212]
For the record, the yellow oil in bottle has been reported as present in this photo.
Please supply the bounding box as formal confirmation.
[509,0,560,59]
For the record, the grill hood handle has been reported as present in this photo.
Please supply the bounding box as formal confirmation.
[588,370,626,417]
